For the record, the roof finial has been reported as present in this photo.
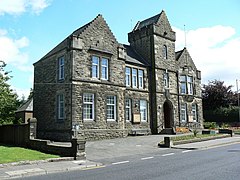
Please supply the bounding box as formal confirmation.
[184,24,187,48]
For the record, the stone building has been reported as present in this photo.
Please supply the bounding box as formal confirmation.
[33,10,203,141]
[15,98,33,124]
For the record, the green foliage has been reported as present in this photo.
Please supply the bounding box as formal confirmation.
[0,144,59,164]
[170,134,221,142]
[0,61,20,125]
[220,123,230,129]
[203,122,217,129]
[193,129,199,137]
[204,106,239,123]
[202,80,235,110]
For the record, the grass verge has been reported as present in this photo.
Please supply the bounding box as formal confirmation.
[170,134,224,142]
[0,144,59,164]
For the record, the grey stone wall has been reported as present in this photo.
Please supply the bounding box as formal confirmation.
[34,48,73,141]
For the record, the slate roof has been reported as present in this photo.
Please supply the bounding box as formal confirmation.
[123,44,149,66]
[133,13,162,31]
[175,49,184,61]
[16,98,33,112]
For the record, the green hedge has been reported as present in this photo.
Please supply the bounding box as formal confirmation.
[204,106,239,123]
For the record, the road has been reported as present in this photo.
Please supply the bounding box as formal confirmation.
[19,143,240,180]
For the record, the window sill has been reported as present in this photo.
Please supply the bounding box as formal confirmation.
[83,120,95,124]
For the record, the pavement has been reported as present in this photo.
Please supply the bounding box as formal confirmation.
[1,134,240,179]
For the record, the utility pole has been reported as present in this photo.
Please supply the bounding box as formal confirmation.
[236,79,240,122]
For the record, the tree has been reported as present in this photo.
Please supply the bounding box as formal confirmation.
[202,80,235,110]
[0,60,20,124]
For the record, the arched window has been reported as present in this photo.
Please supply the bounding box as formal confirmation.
[163,45,167,59]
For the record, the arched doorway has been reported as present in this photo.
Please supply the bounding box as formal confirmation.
[163,101,174,128]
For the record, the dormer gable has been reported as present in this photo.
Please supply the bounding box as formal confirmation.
[73,14,119,50]
[176,48,201,79]
[176,48,197,70]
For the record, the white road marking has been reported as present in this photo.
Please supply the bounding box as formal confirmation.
[136,145,142,147]
[162,153,174,157]
[182,150,193,153]
[112,161,129,165]
[72,160,86,164]
[141,156,154,160]
[5,168,44,176]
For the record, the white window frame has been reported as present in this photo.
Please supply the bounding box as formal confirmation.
[125,67,131,87]
[92,56,99,78]
[101,58,108,80]
[132,68,138,88]
[180,103,187,122]
[140,100,147,122]
[83,93,94,121]
[57,94,64,120]
[138,69,144,89]
[180,75,187,94]
[187,76,193,95]
[192,104,197,122]
[125,98,131,122]
[58,56,64,80]
[107,95,117,121]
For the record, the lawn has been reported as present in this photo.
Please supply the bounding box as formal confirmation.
[0,144,59,164]
[170,133,224,142]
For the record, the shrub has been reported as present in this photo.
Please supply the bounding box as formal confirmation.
[203,122,217,129]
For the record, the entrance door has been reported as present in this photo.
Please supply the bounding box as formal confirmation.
[163,101,173,128]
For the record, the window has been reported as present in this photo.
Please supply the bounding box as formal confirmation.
[163,72,169,88]
[132,68,137,88]
[58,56,64,80]
[83,93,94,120]
[126,66,145,89]
[180,75,187,94]
[125,67,131,87]
[192,104,197,122]
[163,45,167,59]
[125,99,132,121]
[138,70,144,89]
[180,75,194,95]
[92,56,99,78]
[180,103,187,122]
[107,96,116,121]
[92,56,109,80]
[140,100,147,122]
[57,94,64,120]
[101,58,108,80]
[187,76,193,95]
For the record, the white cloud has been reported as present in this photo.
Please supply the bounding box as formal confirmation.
[28,0,50,15]
[173,25,240,89]
[0,29,32,73]
[0,0,51,15]
[12,86,31,99]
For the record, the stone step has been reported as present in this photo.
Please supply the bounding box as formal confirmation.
[160,128,176,135]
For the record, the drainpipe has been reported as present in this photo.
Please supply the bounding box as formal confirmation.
[176,71,181,127]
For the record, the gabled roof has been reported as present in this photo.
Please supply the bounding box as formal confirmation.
[72,14,118,43]
[133,10,173,32]
[16,98,33,113]
[133,13,161,31]
[175,49,184,61]
[124,45,149,66]
[176,47,197,70]
[35,14,118,63]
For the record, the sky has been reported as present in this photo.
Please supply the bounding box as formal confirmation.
[0,0,240,98]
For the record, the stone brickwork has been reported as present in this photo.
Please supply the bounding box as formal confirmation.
[33,10,203,141]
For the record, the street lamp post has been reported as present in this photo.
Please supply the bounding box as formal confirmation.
[236,79,240,122]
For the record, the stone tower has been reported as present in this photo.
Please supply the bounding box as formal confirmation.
[128,11,179,134]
